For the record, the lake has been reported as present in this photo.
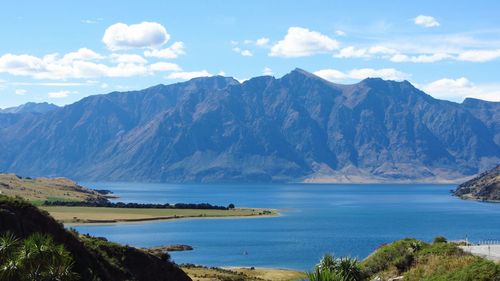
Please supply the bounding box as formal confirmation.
[74,183,500,270]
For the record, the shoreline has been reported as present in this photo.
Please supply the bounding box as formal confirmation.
[181,264,306,281]
[40,206,280,226]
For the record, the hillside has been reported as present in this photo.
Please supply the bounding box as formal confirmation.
[454,164,500,201]
[0,69,498,183]
[360,238,500,281]
[0,173,108,204]
[0,195,191,281]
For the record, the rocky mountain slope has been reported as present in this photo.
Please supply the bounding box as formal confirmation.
[0,69,498,183]
[454,164,500,201]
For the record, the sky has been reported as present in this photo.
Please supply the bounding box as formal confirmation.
[0,0,499,108]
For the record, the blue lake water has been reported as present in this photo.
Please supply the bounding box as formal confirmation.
[73,183,500,270]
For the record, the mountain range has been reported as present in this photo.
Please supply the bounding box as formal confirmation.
[0,102,59,114]
[0,68,498,183]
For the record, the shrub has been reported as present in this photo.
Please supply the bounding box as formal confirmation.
[432,236,447,244]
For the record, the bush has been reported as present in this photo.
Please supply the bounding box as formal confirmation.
[433,236,447,244]
[360,238,425,276]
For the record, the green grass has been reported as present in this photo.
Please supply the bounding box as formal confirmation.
[360,238,500,281]
[40,206,278,223]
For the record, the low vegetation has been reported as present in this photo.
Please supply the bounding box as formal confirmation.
[181,264,306,281]
[307,237,500,281]
[41,205,276,223]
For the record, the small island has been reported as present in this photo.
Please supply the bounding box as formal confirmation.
[453,164,500,202]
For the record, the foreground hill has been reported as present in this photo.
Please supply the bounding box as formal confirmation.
[0,195,191,281]
[454,164,500,201]
[0,69,498,182]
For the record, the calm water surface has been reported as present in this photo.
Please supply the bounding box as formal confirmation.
[74,183,500,270]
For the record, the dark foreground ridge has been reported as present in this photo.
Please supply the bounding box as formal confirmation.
[454,164,500,201]
[0,195,191,281]
[0,68,498,183]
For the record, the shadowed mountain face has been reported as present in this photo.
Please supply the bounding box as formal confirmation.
[0,69,499,182]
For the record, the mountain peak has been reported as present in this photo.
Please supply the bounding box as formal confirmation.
[289,68,317,78]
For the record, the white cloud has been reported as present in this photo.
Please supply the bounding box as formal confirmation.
[333,45,398,59]
[314,68,410,82]
[232,47,253,57]
[368,46,397,55]
[110,53,147,64]
[0,47,183,80]
[423,77,500,102]
[348,68,410,80]
[62,48,104,62]
[255,37,270,46]
[334,46,368,58]
[15,89,27,95]
[143,41,185,59]
[241,50,253,56]
[9,81,91,86]
[335,30,346,36]
[270,27,339,57]
[457,49,500,62]
[0,54,45,76]
[314,69,346,81]
[102,22,169,50]
[390,52,451,63]
[81,18,102,24]
[262,67,273,75]
[149,62,181,72]
[48,90,74,98]
[166,70,212,80]
[414,15,440,28]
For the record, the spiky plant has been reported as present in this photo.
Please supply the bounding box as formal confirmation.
[0,232,78,281]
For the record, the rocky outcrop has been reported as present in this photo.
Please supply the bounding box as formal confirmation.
[454,165,500,201]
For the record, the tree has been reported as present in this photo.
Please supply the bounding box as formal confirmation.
[228,203,235,209]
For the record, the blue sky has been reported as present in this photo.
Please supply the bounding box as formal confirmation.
[1,0,499,108]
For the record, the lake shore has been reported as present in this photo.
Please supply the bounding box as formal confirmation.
[181,264,306,281]
[41,206,279,224]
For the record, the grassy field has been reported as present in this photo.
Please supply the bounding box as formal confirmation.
[0,173,107,204]
[181,265,306,281]
[41,206,278,223]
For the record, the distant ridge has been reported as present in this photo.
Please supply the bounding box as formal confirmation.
[0,69,498,183]
[0,102,59,114]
